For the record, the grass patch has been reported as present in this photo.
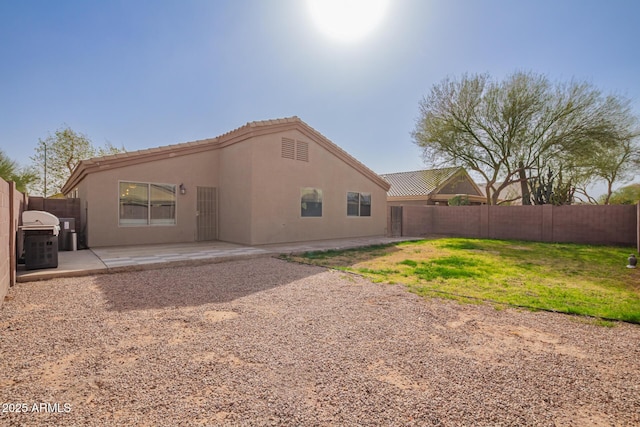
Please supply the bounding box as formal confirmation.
[287,238,640,324]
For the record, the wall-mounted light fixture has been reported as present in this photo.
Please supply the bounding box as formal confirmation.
[179,183,186,195]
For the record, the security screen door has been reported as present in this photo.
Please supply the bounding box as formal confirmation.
[196,187,217,241]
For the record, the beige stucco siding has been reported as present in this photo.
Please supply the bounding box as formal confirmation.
[83,150,218,247]
[217,141,253,244]
[65,119,389,247]
[248,131,388,245]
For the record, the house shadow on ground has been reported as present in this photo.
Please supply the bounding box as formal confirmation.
[284,243,404,270]
[94,257,322,312]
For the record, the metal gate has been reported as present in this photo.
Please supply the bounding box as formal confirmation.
[390,206,403,237]
[196,187,217,241]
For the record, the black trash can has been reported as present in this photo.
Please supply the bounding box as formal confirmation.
[24,234,59,270]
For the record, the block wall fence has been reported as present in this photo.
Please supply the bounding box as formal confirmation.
[391,204,640,250]
[3,182,640,306]
[0,178,27,307]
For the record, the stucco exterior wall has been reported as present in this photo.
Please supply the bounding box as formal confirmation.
[81,150,218,247]
[247,130,388,245]
[218,140,253,244]
[66,122,388,247]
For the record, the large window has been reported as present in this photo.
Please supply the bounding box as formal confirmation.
[301,188,322,217]
[347,192,371,217]
[119,182,176,226]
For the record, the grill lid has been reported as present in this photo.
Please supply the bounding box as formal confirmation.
[20,211,61,236]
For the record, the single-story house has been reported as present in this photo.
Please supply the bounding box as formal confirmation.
[380,167,486,206]
[61,117,390,247]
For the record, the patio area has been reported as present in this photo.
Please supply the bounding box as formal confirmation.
[16,236,419,282]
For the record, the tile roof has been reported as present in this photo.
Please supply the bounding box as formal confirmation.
[77,117,305,166]
[62,116,390,193]
[380,167,463,197]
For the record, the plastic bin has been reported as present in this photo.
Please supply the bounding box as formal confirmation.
[24,234,58,270]
[67,232,77,251]
[58,218,76,251]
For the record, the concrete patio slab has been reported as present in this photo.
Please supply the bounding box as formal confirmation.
[16,249,108,282]
[16,236,422,282]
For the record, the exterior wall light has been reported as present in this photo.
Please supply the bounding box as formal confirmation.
[628,254,637,269]
[179,183,186,195]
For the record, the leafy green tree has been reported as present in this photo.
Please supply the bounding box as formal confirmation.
[600,183,640,205]
[573,126,640,204]
[412,71,638,205]
[31,126,125,196]
[448,195,470,206]
[97,141,126,157]
[0,149,38,193]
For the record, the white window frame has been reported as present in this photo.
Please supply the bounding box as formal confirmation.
[347,191,371,217]
[118,181,177,227]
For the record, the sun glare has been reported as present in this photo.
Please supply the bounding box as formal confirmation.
[307,0,389,43]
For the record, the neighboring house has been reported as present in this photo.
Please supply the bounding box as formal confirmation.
[380,167,486,206]
[477,181,523,205]
[61,117,390,247]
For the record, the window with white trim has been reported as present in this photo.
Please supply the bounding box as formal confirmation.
[119,181,176,226]
[347,192,371,217]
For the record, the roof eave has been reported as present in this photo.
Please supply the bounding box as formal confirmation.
[61,117,391,193]
[61,139,218,193]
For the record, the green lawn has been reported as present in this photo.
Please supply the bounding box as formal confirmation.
[285,238,640,324]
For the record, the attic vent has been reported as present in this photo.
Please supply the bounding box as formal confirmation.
[281,138,295,159]
[296,141,309,162]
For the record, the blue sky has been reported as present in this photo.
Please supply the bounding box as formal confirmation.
[1,0,639,191]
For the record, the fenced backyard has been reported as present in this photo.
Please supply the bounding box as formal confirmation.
[390,204,639,250]
[0,180,82,307]
[2,174,640,308]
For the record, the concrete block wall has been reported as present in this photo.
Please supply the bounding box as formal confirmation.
[401,205,434,237]
[12,184,26,286]
[399,204,638,247]
[0,179,10,306]
[0,179,26,308]
[431,206,482,238]
[551,205,636,246]
[489,206,545,242]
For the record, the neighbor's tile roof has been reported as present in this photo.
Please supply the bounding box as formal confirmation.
[380,167,462,197]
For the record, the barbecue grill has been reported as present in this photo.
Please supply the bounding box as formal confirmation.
[19,211,61,270]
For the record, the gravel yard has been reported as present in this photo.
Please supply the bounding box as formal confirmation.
[1,257,639,426]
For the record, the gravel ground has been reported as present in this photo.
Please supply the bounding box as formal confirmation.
[1,257,639,426]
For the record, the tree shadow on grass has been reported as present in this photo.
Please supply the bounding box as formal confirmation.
[94,257,322,312]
